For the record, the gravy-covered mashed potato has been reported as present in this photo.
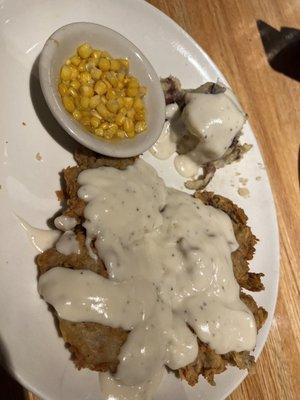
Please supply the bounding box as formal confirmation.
[152,79,249,189]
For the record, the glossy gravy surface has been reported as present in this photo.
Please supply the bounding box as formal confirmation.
[38,159,256,399]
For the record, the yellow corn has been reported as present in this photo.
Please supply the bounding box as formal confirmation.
[117,130,126,138]
[77,43,93,59]
[110,59,121,71]
[126,108,135,119]
[123,97,134,109]
[68,87,78,98]
[58,83,68,96]
[98,57,111,71]
[78,60,87,72]
[90,116,101,128]
[96,103,110,118]
[106,99,119,113]
[90,68,102,80]
[116,113,125,126]
[80,84,94,98]
[72,109,82,120]
[126,87,139,97]
[81,115,91,126]
[133,97,144,111]
[70,80,81,90]
[89,95,101,108]
[119,59,129,70]
[70,55,81,66]
[91,50,102,59]
[94,80,107,95]
[59,43,147,140]
[95,127,104,136]
[60,65,72,81]
[62,96,75,113]
[135,121,147,133]
[80,96,90,109]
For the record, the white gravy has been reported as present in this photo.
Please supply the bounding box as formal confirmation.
[38,159,257,400]
[54,215,77,231]
[18,217,61,252]
[55,231,80,256]
[151,87,246,179]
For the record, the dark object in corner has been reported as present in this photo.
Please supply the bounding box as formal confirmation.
[257,20,300,81]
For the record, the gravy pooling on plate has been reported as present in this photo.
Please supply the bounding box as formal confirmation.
[38,159,256,399]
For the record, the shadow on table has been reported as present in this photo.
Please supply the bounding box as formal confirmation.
[257,20,300,81]
[0,336,26,399]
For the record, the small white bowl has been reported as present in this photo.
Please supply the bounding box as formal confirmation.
[39,22,165,158]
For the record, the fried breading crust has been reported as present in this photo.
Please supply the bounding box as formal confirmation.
[36,148,267,385]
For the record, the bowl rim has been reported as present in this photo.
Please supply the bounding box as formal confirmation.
[38,21,165,158]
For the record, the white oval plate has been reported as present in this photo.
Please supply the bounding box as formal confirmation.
[0,1,279,400]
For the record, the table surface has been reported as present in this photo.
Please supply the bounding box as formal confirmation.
[1,0,299,399]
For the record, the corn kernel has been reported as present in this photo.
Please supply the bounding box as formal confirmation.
[123,117,134,133]
[73,109,82,120]
[102,78,112,89]
[117,72,125,81]
[89,95,101,108]
[91,50,102,59]
[60,66,72,81]
[108,123,118,133]
[117,130,126,138]
[98,57,111,71]
[70,80,81,90]
[133,97,144,111]
[65,59,71,65]
[126,87,139,97]
[77,43,93,59]
[68,87,78,98]
[135,110,145,121]
[135,121,147,133]
[126,129,135,138]
[110,59,121,71]
[90,109,102,119]
[95,127,104,136]
[80,96,90,109]
[90,116,101,128]
[106,71,118,87]
[80,71,92,84]
[96,103,109,118]
[119,59,129,69]
[106,89,117,100]
[119,107,127,115]
[117,97,125,108]
[101,95,108,104]
[101,50,111,59]
[116,113,125,126]
[128,77,139,88]
[106,99,119,113]
[80,84,94,98]
[94,80,107,95]
[81,115,91,126]
[104,130,114,139]
[126,108,135,119]
[62,96,75,113]
[58,83,68,96]
[78,60,87,72]
[70,55,81,66]
[123,97,134,109]
[101,122,109,130]
[90,68,102,80]
[69,66,79,80]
